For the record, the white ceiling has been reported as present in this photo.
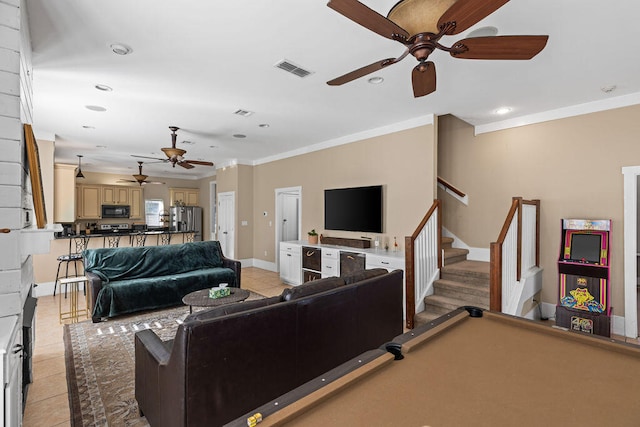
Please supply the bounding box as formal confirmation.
[25,0,640,180]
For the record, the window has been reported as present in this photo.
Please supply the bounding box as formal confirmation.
[145,199,165,227]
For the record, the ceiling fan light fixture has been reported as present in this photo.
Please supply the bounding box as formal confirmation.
[161,147,186,158]
[76,154,85,179]
[387,0,458,36]
[110,43,132,56]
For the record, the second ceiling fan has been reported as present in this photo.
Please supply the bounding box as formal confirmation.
[133,126,214,169]
[326,0,548,97]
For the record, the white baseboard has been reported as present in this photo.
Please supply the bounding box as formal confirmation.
[240,259,278,273]
[32,281,58,297]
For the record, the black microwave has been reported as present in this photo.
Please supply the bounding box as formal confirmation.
[102,205,130,219]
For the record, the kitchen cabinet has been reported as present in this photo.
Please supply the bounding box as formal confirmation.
[279,243,302,286]
[77,185,101,219]
[102,186,129,205]
[129,187,143,219]
[170,188,200,206]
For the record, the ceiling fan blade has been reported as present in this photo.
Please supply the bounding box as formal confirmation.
[411,61,436,98]
[143,181,165,185]
[185,160,214,166]
[328,58,398,86]
[178,162,195,169]
[451,35,548,60]
[131,154,167,162]
[117,179,137,183]
[438,0,509,35]
[327,0,409,40]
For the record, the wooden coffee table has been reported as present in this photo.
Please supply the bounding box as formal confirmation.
[182,287,250,313]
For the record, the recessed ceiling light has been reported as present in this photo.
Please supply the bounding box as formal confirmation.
[467,26,499,38]
[85,105,107,112]
[95,84,113,92]
[110,43,132,55]
[601,85,616,93]
[233,134,247,139]
[368,76,384,84]
[209,145,217,148]
[495,107,512,115]
[180,140,195,145]
[258,123,270,128]
[82,125,95,129]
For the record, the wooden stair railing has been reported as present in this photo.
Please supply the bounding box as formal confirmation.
[489,197,540,311]
[405,199,441,329]
[437,177,466,198]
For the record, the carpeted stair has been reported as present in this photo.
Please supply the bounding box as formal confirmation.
[414,237,490,326]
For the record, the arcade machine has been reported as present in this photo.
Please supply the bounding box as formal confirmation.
[556,219,611,337]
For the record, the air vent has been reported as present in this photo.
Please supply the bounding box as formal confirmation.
[233,109,254,117]
[275,59,314,78]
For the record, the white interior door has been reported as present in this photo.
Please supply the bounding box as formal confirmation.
[209,181,217,241]
[218,191,235,259]
[275,187,301,270]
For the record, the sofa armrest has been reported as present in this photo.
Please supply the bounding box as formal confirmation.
[135,329,172,365]
[85,271,103,322]
[222,256,242,288]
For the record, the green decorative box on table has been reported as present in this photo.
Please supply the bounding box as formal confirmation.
[209,287,231,299]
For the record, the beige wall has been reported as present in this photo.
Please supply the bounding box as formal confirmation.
[438,105,640,314]
[252,124,437,263]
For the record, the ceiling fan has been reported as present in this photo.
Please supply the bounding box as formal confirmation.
[133,126,215,169]
[326,0,548,97]
[118,162,166,186]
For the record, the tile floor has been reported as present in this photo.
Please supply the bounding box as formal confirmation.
[21,268,640,426]
[22,267,288,427]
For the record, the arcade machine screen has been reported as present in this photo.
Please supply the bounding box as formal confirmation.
[569,233,602,264]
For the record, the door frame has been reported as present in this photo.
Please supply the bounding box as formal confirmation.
[622,166,639,338]
[209,181,217,241]
[275,186,302,271]
[218,191,235,259]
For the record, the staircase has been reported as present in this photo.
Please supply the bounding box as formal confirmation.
[414,237,490,326]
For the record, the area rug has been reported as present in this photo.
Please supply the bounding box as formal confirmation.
[64,292,265,427]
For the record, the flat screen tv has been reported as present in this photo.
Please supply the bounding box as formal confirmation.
[324,185,383,233]
[569,233,601,263]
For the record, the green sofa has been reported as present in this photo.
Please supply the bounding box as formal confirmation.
[84,241,241,322]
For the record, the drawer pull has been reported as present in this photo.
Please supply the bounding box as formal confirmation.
[347,255,354,260]
[381,261,390,265]
[306,251,316,257]
[287,254,291,257]
[12,344,23,354]
[326,266,332,269]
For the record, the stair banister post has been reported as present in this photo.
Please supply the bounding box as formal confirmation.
[490,241,503,311]
[405,236,415,329]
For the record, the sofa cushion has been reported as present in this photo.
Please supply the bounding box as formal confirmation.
[84,241,224,282]
[92,267,237,318]
[185,296,281,323]
[280,277,346,301]
[341,268,388,285]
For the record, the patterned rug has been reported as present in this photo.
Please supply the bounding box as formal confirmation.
[64,292,265,426]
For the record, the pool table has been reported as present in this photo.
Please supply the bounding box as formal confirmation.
[226,307,640,427]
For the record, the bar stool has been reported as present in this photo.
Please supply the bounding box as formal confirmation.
[104,235,121,248]
[131,233,147,247]
[54,235,89,297]
[157,232,171,245]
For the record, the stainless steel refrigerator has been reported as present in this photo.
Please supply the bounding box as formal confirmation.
[170,206,203,241]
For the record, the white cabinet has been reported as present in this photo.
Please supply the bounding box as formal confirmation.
[279,243,302,286]
[366,253,405,272]
[0,316,22,427]
[321,248,339,278]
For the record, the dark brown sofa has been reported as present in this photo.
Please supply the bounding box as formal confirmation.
[134,268,403,427]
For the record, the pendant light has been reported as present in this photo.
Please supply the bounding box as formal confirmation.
[76,155,85,179]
